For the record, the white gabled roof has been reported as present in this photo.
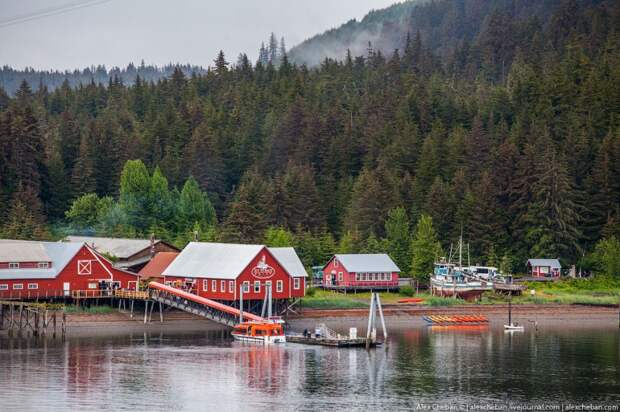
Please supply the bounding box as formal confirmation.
[0,242,50,263]
[332,254,400,273]
[0,240,84,280]
[162,242,265,279]
[66,236,163,259]
[527,258,561,268]
[269,247,307,277]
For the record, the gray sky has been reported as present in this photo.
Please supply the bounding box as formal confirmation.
[0,0,398,71]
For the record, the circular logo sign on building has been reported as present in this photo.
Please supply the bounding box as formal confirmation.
[251,255,275,279]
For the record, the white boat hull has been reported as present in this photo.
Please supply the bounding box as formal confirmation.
[231,333,286,344]
[504,324,524,331]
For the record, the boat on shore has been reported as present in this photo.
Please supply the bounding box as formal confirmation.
[430,234,496,300]
[231,321,286,344]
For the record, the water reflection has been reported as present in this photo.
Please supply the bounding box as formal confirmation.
[0,324,618,411]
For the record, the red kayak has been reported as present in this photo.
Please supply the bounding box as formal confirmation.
[398,297,425,304]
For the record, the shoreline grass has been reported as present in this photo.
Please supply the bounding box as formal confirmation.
[301,277,620,309]
[63,305,115,314]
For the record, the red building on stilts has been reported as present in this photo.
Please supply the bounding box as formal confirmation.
[0,240,139,299]
[162,242,307,314]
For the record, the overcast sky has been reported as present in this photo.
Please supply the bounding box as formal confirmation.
[0,0,398,71]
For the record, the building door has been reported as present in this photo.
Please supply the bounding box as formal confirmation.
[63,282,70,296]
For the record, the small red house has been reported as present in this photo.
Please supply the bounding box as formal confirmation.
[162,243,306,303]
[527,258,562,278]
[0,240,139,299]
[323,254,400,290]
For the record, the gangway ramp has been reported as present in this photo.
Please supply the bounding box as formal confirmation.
[148,282,264,327]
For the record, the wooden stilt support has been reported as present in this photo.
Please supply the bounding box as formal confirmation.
[143,300,149,324]
[159,301,163,323]
[130,300,134,319]
[148,299,155,322]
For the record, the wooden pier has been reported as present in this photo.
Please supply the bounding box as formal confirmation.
[0,300,65,337]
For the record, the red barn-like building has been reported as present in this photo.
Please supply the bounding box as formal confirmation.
[0,240,139,299]
[322,254,400,291]
[162,243,306,309]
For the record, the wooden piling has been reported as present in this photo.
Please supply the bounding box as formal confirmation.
[143,300,149,324]
[159,301,163,323]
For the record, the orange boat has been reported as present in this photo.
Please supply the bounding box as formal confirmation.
[231,321,286,344]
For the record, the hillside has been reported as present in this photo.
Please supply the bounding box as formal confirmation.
[290,0,563,69]
[0,0,619,275]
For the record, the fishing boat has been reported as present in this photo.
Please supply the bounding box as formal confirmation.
[503,296,524,331]
[430,235,493,300]
[231,321,286,344]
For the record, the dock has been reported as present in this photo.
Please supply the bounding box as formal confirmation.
[286,333,380,347]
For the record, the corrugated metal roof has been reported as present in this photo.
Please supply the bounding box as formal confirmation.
[332,254,400,273]
[269,247,307,277]
[0,242,50,263]
[66,236,158,259]
[138,252,179,278]
[0,240,84,279]
[527,259,561,268]
[162,242,264,279]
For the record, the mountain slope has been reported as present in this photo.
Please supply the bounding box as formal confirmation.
[289,0,562,66]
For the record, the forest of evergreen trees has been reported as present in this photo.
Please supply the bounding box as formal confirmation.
[0,0,619,277]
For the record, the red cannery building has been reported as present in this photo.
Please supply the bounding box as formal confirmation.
[322,254,400,291]
[0,240,139,299]
[162,242,306,311]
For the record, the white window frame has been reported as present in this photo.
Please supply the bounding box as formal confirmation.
[276,280,283,293]
[388,273,392,281]
[28,283,38,290]
[221,280,226,292]
[77,260,92,275]
[254,281,261,293]
[242,281,250,293]
[334,259,338,268]
[165,281,172,286]
[338,272,343,281]
[13,283,23,290]
[229,281,234,293]
[9,262,19,269]
[38,262,49,269]
[88,283,98,289]
[203,280,208,291]
[294,278,300,290]
[212,280,217,291]
[0,284,8,290]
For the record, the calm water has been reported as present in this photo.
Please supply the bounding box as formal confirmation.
[0,322,619,411]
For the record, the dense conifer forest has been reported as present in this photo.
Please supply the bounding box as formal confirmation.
[0,0,619,277]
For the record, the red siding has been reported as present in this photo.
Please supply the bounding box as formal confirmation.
[0,245,138,299]
[164,247,305,301]
[322,256,399,287]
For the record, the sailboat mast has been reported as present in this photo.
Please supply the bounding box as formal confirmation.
[508,295,512,325]
[459,234,463,268]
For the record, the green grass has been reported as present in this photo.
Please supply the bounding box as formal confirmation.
[300,277,620,309]
[63,305,115,314]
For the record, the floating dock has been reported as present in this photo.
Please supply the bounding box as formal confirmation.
[286,333,380,347]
